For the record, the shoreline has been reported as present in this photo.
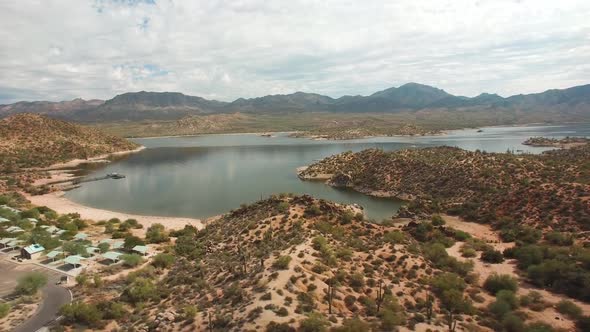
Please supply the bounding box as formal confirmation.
[129,131,297,140]
[23,145,210,233]
[116,121,588,141]
[30,146,146,171]
[26,190,206,234]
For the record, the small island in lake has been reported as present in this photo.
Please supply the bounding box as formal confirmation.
[523,136,590,148]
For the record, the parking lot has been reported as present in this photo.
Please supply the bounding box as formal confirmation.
[0,259,62,298]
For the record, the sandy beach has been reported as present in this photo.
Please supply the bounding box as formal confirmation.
[27,191,205,234]
[34,146,146,171]
[23,145,206,233]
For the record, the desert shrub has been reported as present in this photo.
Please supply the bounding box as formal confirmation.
[266,321,296,332]
[152,253,175,268]
[273,256,292,270]
[0,303,10,319]
[297,292,315,313]
[16,272,47,295]
[384,230,405,244]
[502,313,525,332]
[349,273,365,290]
[489,298,512,319]
[299,312,329,332]
[276,307,289,316]
[555,300,582,319]
[454,230,471,241]
[123,235,144,250]
[431,214,445,226]
[60,301,103,327]
[122,277,159,303]
[496,290,518,309]
[462,248,477,258]
[524,322,554,332]
[481,249,504,263]
[145,223,169,243]
[576,316,590,331]
[97,242,110,253]
[545,232,573,246]
[332,317,370,331]
[431,272,466,295]
[121,254,144,267]
[483,274,517,294]
[97,301,127,320]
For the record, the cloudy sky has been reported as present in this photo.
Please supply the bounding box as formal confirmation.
[0,0,589,103]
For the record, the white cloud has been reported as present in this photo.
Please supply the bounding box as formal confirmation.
[0,0,589,103]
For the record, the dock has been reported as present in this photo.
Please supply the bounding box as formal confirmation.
[72,173,126,185]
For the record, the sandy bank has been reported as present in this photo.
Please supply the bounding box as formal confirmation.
[27,191,205,234]
[33,146,146,171]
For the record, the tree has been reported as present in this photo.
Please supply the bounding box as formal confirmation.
[16,272,47,295]
[556,300,582,319]
[481,249,504,263]
[502,313,525,332]
[62,241,87,256]
[60,301,103,327]
[121,254,144,267]
[483,274,518,294]
[440,289,472,332]
[123,235,145,250]
[145,223,169,243]
[152,253,175,268]
[98,242,110,253]
[123,277,159,303]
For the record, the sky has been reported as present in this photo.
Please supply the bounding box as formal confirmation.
[0,0,589,104]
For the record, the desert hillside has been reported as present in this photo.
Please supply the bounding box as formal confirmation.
[0,113,139,173]
[299,145,590,233]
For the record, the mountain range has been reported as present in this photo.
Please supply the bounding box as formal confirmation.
[1,82,589,122]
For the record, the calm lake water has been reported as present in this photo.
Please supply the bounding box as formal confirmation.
[66,123,590,221]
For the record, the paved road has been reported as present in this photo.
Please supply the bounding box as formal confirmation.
[13,281,71,332]
[0,260,71,332]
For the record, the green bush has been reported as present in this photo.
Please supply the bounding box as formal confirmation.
[16,272,47,295]
[145,223,170,243]
[97,242,110,253]
[123,277,159,303]
[496,290,518,309]
[481,249,504,263]
[152,253,175,268]
[502,313,525,332]
[121,254,144,267]
[431,214,445,226]
[299,312,329,332]
[97,301,127,320]
[60,301,103,327]
[266,321,296,332]
[123,235,144,250]
[0,303,10,318]
[483,274,518,294]
[272,256,292,270]
[555,300,582,319]
[489,299,512,319]
[461,248,477,258]
[332,317,370,331]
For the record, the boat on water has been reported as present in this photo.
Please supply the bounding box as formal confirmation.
[107,172,126,179]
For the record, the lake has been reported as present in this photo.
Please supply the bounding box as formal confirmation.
[65,123,590,221]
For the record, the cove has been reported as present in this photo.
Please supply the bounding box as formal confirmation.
[65,123,590,221]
